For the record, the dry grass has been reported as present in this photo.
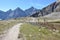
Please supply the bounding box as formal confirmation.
[0,20,20,35]
[20,23,60,40]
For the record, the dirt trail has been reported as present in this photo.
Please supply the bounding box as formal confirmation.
[2,23,23,40]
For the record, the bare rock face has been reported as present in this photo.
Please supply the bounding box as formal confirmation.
[41,2,56,16]
[31,0,60,17]
[31,2,56,17]
[54,2,60,12]
[44,12,60,19]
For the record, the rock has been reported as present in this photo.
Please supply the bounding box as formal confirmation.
[31,1,60,17]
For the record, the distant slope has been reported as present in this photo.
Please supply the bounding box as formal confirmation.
[5,9,13,19]
[0,7,39,20]
[30,2,56,17]
[6,7,27,19]
[44,12,60,19]
[44,2,60,19]
[1,1,60,20]
[0,10,6,20]
[31,1,60,17]
[25,7,39,16]
[54,2,60,12]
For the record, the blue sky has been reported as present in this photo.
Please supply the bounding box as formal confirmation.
[0,0,56,11]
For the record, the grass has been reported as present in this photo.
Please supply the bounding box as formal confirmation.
[0,17,26,35]
[20,23,60,40]
[0,20,20,35]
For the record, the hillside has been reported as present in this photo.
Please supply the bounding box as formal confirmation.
[0,0,60,20]
[44,12,60,19]
[31,1,60,17]
[0,7,38,20]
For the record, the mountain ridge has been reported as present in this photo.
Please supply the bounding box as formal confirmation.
[31,1,60,17]
[0,0,60,20]
[0,7,38,20]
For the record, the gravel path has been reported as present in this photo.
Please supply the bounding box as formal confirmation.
[2,23,23,40]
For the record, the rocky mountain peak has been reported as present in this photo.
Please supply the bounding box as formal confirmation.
[29,6,37,10]
[7,9,12,12]
[15,7,21,10]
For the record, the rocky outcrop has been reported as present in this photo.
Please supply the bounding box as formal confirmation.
[44,12,60,19]
[25,7,39,16]
[31,1,60,17]
[30,2,56,17]
[54,2,60,12]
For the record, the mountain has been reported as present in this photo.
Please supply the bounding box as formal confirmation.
[1,0,60,20]
[44,12,60,19]
[0,10,12,20]
[0,7,38,20]
[44,1,60,19]
[5,9,13,19]
[31,2,56,17]
[6,7,27,19]
[25,7,39,16]
[0,10,6,20]
[30,11,42,17]
[6,9,12,14]
[54,2,60,12]
[31,1,60,17]
[0,9,13,20]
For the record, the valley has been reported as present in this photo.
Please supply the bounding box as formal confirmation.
[0,0,60,40]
